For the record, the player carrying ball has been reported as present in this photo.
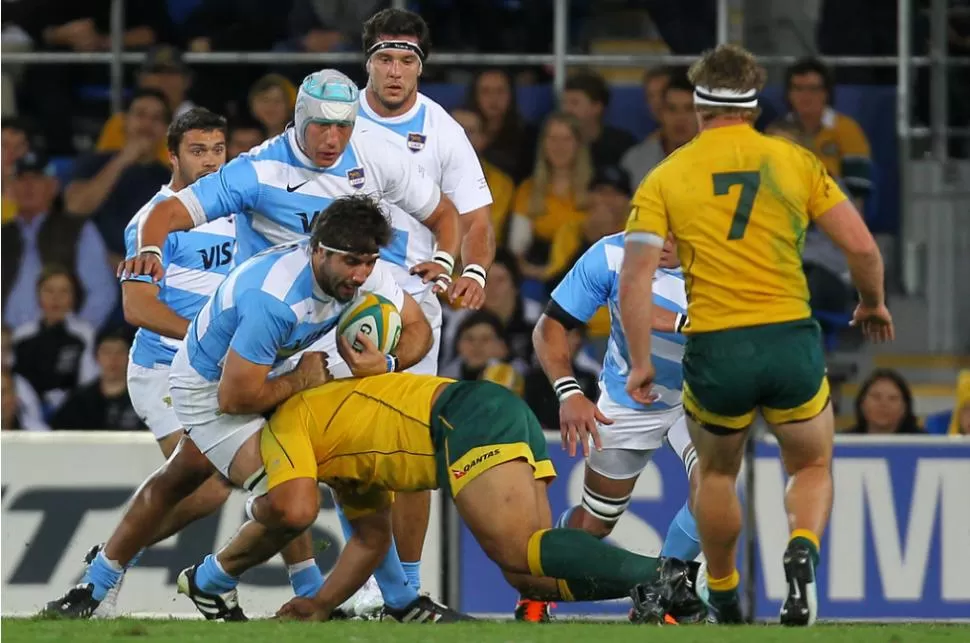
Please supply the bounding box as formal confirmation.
[618,44,893,625]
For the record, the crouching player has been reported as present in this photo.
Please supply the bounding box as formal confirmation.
[185,374,700,624]
[530,232,705,623]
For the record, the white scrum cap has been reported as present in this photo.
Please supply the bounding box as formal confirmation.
[294,69,360,151]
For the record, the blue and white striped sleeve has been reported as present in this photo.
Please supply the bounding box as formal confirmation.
[549,241,612,323]
[229,291,294,366]
[175,156,261,227]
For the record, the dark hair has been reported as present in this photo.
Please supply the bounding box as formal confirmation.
[228,114,267,138]
[564,71,611,108]
[456,310,505,343]
[465,68,525,148]
[489,248,522,288]
[35,263,82,312]
[167,107,227,154]
[362,8,431,58]
[785,57,834,105]
[128,87,172,122]
[1,116,33,135]
[96,326,133,350]
[310,195,393,255]
[643,66,672,85]
[851,368,922,434]
[664,71,694,98]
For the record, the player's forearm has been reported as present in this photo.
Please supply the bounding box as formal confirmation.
[425,198,461,259]
[459,208,495,270]
[140,199,196,251]
[845,247,886,308]
[312,534,387,617]
[219,369,307,415]
[533,315,576,382]
[122,287,190,339]
[618,247,658,370]
[393,317,433,371]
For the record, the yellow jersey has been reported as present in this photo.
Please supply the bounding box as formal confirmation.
[512,177,586,244]
[626,123,847,333]
[263,373,454,518]
[804,108,872,199]
[482,159,515,246]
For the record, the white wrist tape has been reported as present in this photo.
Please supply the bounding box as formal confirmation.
[139,245,163,259]
[432,251,455,274]
[553,376,583,403]
[461,263,487,288]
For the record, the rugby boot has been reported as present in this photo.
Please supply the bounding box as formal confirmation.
[83,543,125,619]
[176,564,248,621]
[693,560,745,624]
[779,541,818,627]
[381,595,474,622]
[41,583,100,619]
[630,557,706,624]
[514,599,554,622]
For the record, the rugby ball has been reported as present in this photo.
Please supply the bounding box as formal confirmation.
[337,293,402,354]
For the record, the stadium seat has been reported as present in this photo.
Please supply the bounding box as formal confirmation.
[812,309,853,352]
[923,410,953,434]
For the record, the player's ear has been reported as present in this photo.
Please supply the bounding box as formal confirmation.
[366,59,372,75]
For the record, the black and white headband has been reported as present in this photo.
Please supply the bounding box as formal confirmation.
[366,40,426,61]
[693,85,758,108]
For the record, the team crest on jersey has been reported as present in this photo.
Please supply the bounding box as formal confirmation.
[347,167,366,189]
[406,132,426,152]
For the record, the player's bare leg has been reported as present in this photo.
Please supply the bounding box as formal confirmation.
[684,417,748,623]
[391,490,431,589]
[770,403,835,627]
[565,466,639,537]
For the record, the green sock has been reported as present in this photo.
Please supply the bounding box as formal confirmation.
[706,569,740,608]
[790,535,820,569]
[528,528,661,601]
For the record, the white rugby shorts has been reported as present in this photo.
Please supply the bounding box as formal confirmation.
[168,348,264,478]
[127,362,182,440]
[301,290,443,378]
[595,384,686,451]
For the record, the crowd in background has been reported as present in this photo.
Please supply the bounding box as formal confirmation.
[1,0,968,435]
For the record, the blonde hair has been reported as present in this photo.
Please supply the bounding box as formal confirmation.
[527,112,592,219]
[688,44,766,123]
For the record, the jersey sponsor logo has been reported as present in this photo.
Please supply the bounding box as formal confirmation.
[286,180,310,193]
[406,132,427,152]
[451,448,500,479]
[197,241,233,270]
[347,167,366,190]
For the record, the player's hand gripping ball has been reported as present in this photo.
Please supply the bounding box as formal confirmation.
[336,293,402,354]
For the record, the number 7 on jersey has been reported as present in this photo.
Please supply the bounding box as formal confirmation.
[713,171,761,240]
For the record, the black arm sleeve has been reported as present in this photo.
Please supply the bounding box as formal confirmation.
[543,299,584,331]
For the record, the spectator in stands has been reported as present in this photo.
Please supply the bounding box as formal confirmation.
[64,88,171,259]
[95,46,195,167]
[1,326,48,430]
[781,58,873,208]
[7,0,173,154]
[950,370,970,435]
[509,112,591,277]
[621,73,697,186]
[184,0,294,53]
[1,152,116,331]
[226,116,267,160]
[52,329,144,431]
[450,107,515,247]
[849,369,924,435]
[11,265,99,413]
[284,0,384,53]
[466,68,538,182]
[642,67,672,126]
[562,71,637,171]
[524,325,599,430]
[247,74,295,140]
[2,117,33,223]
[439,310,512,381]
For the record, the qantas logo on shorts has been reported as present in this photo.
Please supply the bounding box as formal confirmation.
[451,449,500,480]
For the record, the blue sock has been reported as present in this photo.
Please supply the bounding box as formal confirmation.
[556,505,579,529]
[401,561,421,593]
[660,502,702,561]
[288,559,324,598]
[126,548,144,569]
[335,503,418,610]
[82,552,123,601]
[194,554,238,594]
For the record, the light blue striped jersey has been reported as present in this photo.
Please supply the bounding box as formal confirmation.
[122,185,236,368]
[357,92,492,297]
[550,232,688,411]
[185,240,404,382]
[173,128,440,264]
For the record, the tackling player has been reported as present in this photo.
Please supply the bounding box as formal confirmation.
[166,373,699,624]
[619,44,893,626]
[115,69,460,617]
[531,232,704,623]
[327,7,496,601]
[44,196,433,621]
[81,108,236,617]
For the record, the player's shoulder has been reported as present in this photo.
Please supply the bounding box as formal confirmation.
[580,232,624,269]
[125,186,173,232]
[417,93,464,132]
[234,241,308,306]
[239,130,295,165]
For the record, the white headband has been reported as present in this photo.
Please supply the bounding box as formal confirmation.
[317,242,379,259]
[693,85,759,108]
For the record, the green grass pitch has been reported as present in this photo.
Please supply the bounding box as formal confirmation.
[3,619,968,643]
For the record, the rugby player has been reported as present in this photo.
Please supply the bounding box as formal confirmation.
[44,196,434,621]
[114,69,460,618]
[532,232,704,623]
[170,373,698,624]
[77,108,237,618]
[331,8,496,601]
[619,44,893,625]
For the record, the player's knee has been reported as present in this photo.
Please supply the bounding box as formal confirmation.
[263,482,319,532]
[578,511,617,539]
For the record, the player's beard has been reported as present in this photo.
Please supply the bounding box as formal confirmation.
[319,275,360,303]
[376,82,416,112]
